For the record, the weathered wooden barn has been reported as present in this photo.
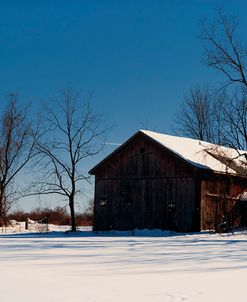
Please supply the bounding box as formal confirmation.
[89,130,247,232]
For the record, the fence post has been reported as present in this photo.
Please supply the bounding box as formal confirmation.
[25,218,29,230]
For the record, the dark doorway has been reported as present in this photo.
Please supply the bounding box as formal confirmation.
[167,201,176,230]
[240,202,247,227]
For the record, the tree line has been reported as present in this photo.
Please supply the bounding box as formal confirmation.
[8,204,93,227]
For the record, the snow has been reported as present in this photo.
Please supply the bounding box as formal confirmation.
[0,228,247,302]
[141,130,247,175]
[1,221,49,233]
[239,191,247,201]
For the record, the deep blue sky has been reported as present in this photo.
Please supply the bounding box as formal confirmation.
[1,0,247,210]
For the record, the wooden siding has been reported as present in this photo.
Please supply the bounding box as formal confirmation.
[200,177,247,230]
[93,133,199,232]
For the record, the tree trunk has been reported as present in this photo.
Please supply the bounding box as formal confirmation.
[69,196,76,232]
[0,188,6,227]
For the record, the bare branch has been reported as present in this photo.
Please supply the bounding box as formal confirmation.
[199,12,247,88]
[29,87,112,231]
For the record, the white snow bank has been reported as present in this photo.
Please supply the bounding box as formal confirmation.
[0,228,247,302]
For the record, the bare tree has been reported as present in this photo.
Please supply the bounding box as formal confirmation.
[174,84,247,150]
[173,84,221,143]
[82,198,94,218]
[219,88,247,150]
[199,12,247,151]
[0,94,37,226]
[174,12,247,150]
[199,12,247,88]
[31,88,109,231]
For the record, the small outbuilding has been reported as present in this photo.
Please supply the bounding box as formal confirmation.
[89,130,247,232]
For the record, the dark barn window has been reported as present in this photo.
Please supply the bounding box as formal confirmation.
[168,201,176,213]
[100,198,108,207]
[140,147,145,154]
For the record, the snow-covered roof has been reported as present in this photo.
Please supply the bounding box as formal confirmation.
[89,130,247,176]
[141,130,247,175]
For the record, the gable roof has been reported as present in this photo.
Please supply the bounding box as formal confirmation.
[89,130,247,176]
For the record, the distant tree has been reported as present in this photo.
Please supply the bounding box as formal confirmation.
[30,88,110,231]
[174,84,247,150]
[84,198,94,216]
[0,94,37,226]
[219,88,247,150]
[199,12,247,88]
[173,84,222,143]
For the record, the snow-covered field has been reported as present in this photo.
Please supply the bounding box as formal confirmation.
[0,228,247,302]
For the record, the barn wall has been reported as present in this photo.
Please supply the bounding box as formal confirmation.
[93,134,198,232]
[200,178,247,230]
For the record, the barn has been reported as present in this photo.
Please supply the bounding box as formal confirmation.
[89,130,247,232]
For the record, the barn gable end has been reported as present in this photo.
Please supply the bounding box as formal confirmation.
[92,132,199,232]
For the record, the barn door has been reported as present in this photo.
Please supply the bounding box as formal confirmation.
[120,181,134,230]
[234,197,247,227]
[99,198,111,231]
[122,201,133,230]
[240,203,247,227]
[167,201,176,230]
[166,180,177,231]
